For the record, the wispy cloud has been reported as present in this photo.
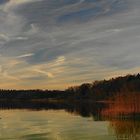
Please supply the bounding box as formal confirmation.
[0,33,9,42]
[16,53,34,58]
[33,69,54,78]
[0,0,140,89]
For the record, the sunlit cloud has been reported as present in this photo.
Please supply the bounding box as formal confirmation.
[16,53,34,58]
[2,0,42,12]
[33,69,54,79]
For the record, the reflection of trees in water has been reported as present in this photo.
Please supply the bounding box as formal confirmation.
[0,100,106,120]
[102,92,140,117]
[0,91,139,139]
[64,101,105,121]
[110,119,140,140]
[0,98,139,139]
[101,92,140,140]
[0,92,139,120]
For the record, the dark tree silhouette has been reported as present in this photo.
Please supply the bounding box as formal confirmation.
[0,73,140,101]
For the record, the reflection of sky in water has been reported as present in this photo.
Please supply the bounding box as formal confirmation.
[0,109,139,140]
[0,110,115,140]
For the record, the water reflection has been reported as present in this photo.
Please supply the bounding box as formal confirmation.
[0,95,139,140]
[104,93,140,140]
[110,119,140,140]
[0,108,139,140]
[102,92,140,118]
[0,100,106,120]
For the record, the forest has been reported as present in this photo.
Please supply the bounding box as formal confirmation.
[0,73,140,101]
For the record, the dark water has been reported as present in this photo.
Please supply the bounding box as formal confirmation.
[0,100,139,140]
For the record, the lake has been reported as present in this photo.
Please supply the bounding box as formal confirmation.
[0,105,139,140]
[0,93,139,140]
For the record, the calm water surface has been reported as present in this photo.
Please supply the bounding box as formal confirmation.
[0,109,139,140]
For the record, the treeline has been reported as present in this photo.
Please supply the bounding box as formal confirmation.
[0,89,66,100]
[66,73,140,101]
[0,74,140,101]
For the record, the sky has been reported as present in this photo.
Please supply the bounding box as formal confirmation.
[0,0,140,90]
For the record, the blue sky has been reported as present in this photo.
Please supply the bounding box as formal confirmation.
[0,0,140,89]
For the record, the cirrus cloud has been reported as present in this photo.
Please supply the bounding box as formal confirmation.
[0,0,140,89]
